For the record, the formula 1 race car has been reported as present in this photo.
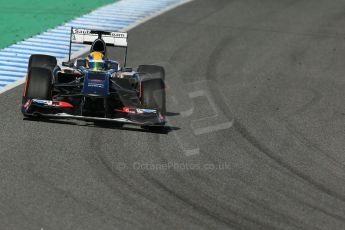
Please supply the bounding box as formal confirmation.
[21,28,166,129]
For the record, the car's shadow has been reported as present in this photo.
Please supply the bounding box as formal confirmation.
[23,113,180,135]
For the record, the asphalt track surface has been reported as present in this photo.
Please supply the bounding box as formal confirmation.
[1,0,345,229]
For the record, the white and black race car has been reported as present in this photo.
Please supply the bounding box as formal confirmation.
[22,28,166,129]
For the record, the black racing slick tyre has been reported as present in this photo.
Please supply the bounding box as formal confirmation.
[24,68,53,100]
[28,54,57,71]
[137,65,165,81]
[23,54,56,103]
[141,79,166,116]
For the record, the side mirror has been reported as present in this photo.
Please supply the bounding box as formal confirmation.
[62,62,74,67]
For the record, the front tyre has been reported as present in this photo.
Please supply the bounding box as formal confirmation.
[141,79,166,116]
[23,54,57,104]
[24,68,53,101]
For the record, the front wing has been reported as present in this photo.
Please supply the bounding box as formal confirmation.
[22,99,166,126]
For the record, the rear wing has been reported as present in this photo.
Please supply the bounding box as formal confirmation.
[68,27,129,66]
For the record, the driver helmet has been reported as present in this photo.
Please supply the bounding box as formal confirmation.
[86,52,106,71]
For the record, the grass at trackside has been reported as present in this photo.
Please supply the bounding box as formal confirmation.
[0,0,117,49]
